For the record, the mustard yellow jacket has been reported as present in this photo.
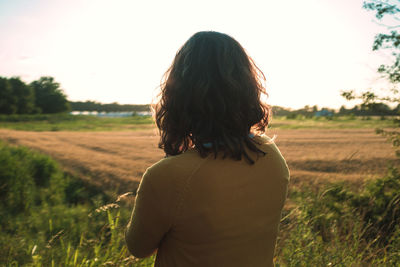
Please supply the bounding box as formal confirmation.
[126,135,289,267]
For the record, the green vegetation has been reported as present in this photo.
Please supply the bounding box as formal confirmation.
[0,141,155,266]
[363,1,400,84]
[0,113,397,132]
[2,140,399,265]
[30,77,70,114]
[276,168,400,266]
[273,103,400,118]
[69,101,150,113]
[0,114,153,131]
[270,115,397,129]
[0,76,70,115]
[342,1,400,161]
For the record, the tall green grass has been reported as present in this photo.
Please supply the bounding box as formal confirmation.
[276,168,400,266]
[0,141,153,266]
[1,141,399,266]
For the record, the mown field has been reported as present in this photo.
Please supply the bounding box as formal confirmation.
[0,126,397,193]
[1,115,399,266]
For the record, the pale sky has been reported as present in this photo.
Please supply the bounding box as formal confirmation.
[0,0,391,109]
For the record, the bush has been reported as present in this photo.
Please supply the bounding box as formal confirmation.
[298,167,400,246]
[0,141,158,266]
[276,168,400,265]
[0,141,68,215]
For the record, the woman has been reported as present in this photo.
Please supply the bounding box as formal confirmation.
[125,31,289,267]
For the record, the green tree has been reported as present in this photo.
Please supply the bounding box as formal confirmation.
[343,1,400,155]
[0,77,17,114]
[364,0,400,83]
[30,77,70,114]
[8,77,36,114]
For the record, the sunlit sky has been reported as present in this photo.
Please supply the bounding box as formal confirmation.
[0,0,391,109]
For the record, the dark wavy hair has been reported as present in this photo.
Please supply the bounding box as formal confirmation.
[154,31,271,164]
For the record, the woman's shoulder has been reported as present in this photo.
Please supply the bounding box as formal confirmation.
[252,134,281,154]
[252,134,290,179]
[150,149,205,171]
[141,149,208,189]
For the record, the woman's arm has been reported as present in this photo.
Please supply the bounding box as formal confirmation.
[125,169,171,258]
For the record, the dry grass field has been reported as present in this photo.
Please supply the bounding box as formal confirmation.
[0,127,398,194]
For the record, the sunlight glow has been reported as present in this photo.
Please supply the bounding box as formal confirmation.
[0,0,388,109]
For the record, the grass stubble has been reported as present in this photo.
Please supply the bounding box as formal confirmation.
[0,127,396,193]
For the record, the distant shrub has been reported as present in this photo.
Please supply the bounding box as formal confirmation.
[286,114,307,120]
[342,113,356,120]
[325,115,333,120]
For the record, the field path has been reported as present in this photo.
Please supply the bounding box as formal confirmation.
[0,128,397,192]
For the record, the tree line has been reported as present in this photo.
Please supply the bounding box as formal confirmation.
[0,76,151,114]
[273,103,399,118]
[69,101,150,113]
[0,76,69,114]
[2,75,398,116]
